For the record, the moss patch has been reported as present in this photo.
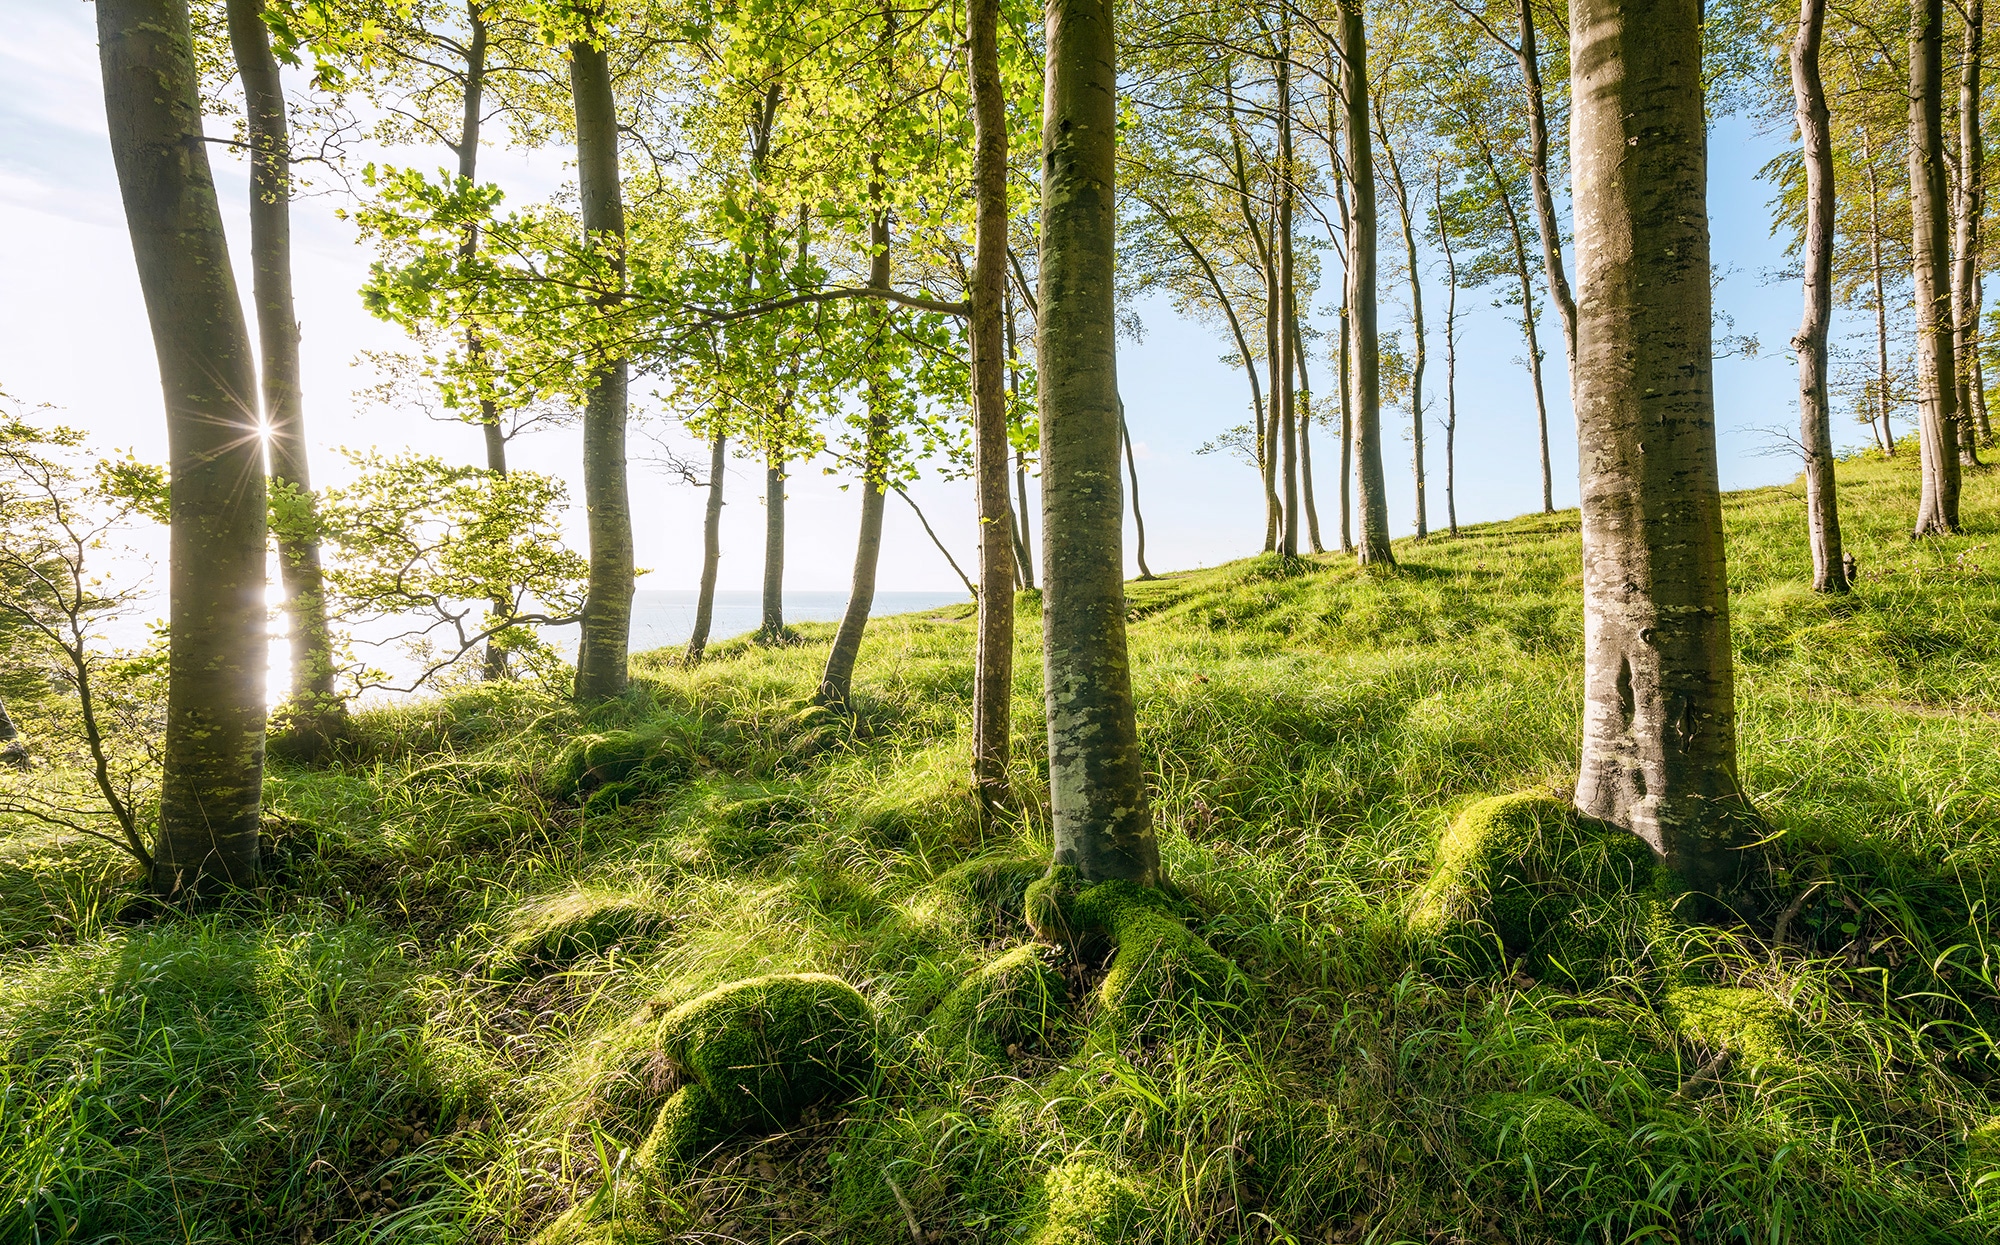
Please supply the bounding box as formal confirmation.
[633,972,875,1179]
[1408,793,1659,981]
[1968,1118,2000,1209]
[488,887,673,980]
[1023,1156,1151,1245]
[1664,986,1802,1081]
[1462,1092,1612,1165]
[547,718,700,804]
[925,943,1067,1063]
[1027,870,1253,1033]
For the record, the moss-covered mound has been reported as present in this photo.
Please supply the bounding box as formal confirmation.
[1462,1092,1613,1165]
[1027,869,1253,1033]
[1022,1156,1152,1245]
[1968,1118,2000,1210]
[547,718,701,806]
[925,943,1067,1063]
[488,887,673,980]
[1408,792,1660,981]
[633,972,876,1178]
[1665,986,1803,1082]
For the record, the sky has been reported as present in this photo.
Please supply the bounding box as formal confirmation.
[1,0,1845,597]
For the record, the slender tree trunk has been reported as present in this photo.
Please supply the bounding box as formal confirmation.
[969,0,1016,797]
[1481,141,1556,515]
[0,695,28,768]
[1277,42,1301,558]
[1517,0,1579,377]
[1342,2,1393,566]
[819,209,893,709]
[1791,0,1849,594]
[1006,283,1038,591]
[1040,0,1156,886]
[99,0,265,895]
[761,453,787,637]
[685,432,726,664]
[1120,400,1154,578]
[1435,163,1461,536]
[1572,0,1756,895]
[1377,115,1428,539]
[1158,206,1267,536]
[1953,0,1986,464]
[1327,57,1355,554]
[1860,142,1897,454]
[1913,0,1965,534]
[1263,213,1285,555]
[569,32,634,700]
[1224,70,1281,551]
[1291,297,1325,553]
[225,0,339,740]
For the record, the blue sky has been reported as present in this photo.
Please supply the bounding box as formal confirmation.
[2,0,1830,593]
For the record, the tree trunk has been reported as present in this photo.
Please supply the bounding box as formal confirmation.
[761,453,787,637]
[1517,0,1579,378]
[969,0,1016,797]
[1480,140,1556,515]
[1039,0,1157,886]
[1328,58,1355,555]
[1121,400,1154,579]
[225,0,340,740]
[1571,0,1756,896]
[1291,297,1325,553]
[1953,0,1986,464]
[1913,0,1965,534]
[1262,223,1284,555]
[1224,70,1281,552]
[99,0,265,896]
[685,431,726,664]
[1007,282,1038,591]
[1434,162,1461,536]
[1863,142,1896,454]
[1342,1,1394,567]
[1791,0,1849,594]
[1377,114,1428,539]
[1277,43,1301,558]
[569,33,634,700]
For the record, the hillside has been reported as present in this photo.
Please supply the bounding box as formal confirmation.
[4,450,1999,1244]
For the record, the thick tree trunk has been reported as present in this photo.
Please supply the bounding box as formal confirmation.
[1572,0,1756,896]
[99,0,265,896]
[1913,0,1965,534]
[569,34,634,700]
[1342,1,1394,566]
[1039,0,1157,886]
[685,431,726,664]
[970,0,1016,797]
[1953,0,1986,464]
[1291,299,1324,553]
[1435,163,1461,536]
[819,193,896,709]
[1517,0,1579,377]
[1791,0,1849,594]
[1121,401,1154,579]
[761,454,787,638]
[225,0,340,739]
[1378,118,1428,538]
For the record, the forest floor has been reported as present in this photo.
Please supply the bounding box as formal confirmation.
[5,449,2000,1244]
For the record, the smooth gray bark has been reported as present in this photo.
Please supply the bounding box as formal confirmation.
[970,0,1016,798]
[1341,1,1393,566]
[1571,0,1757,895]
[99,0,266,895]
[1790,0,1849,594]
[1121,401,1154,579]
[569,33,635,700]
[1434,162,1461,536]
[1912,0,1965,534]
[1863,145,1897,455]
[1953,0,1987,463]
[1291,297,1324,553]
[761,455,787,638]
[1276,43,1301,559]
[1040,0,1157,886]
[685,432,726,664]
[1517,0,1579,376]
[1377,115,1428,539]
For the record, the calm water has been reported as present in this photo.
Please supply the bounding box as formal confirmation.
[623,589,970,653]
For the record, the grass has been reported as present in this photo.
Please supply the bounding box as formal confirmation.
[2,448,1999,1243]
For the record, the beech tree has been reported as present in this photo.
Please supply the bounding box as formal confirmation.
[1911,0,1963,534]
[98,0,268,895]
[1570,0,1757,893]
[1789,0,1849,593]
[1040,0,1157,884]
[1341,0,1395,566]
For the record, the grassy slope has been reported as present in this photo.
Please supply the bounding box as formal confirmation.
[2,451,1998,1244]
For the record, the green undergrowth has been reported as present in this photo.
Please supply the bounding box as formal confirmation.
[3,452,1999,1242]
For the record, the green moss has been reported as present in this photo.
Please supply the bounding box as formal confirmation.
[1968,1118,2000,1209]
[1408,793,1659,981]
[488,888,672,980]
[547,718,698,803]
[1022,1157,1150,1245]
[925,943,1067,1063]
[934,850,1049,924]
[628,972,874,1181]
[1664,986,1801,1079]
[1044,876,1255,1032]
[1462,1092,1612,1165]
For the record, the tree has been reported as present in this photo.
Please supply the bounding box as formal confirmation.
[1040,0,1156,885]
[98,0,267,895]
[1911,0,1964,534]
[1952,0,1990,454]
[1790,0,1850,593]
[223,0,342,743]
[1341,0,1395,566]
[1571,0,1757,894]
